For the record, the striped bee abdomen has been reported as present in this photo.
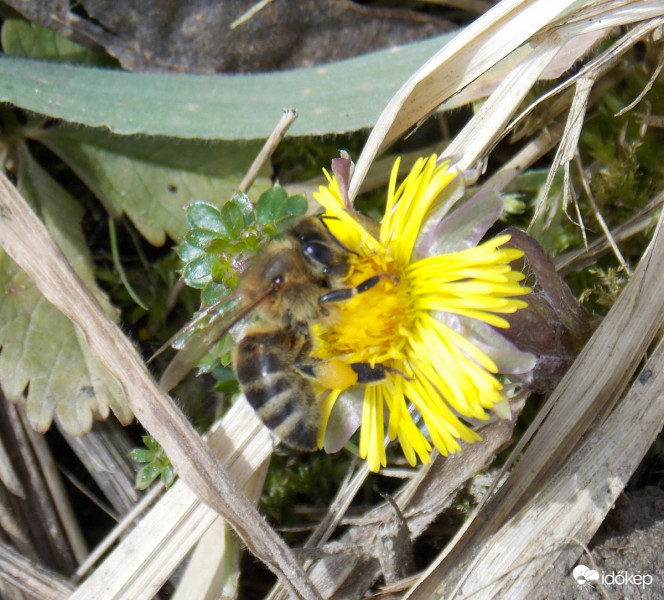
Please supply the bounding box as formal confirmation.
[234,328,320,451]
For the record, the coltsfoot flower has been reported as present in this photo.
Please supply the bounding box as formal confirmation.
[312,155,534,472]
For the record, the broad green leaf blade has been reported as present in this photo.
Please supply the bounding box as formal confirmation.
[38,126,269,246]
[0,146,131,434]
[0,32,455,140]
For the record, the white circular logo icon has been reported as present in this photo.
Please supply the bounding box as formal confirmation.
[573,565,600,585]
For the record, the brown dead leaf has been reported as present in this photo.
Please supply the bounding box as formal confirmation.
[5,0,453,73]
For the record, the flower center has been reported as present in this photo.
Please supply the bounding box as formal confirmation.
[313,253,413,366]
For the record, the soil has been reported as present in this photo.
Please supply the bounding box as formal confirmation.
[535,486,664,599]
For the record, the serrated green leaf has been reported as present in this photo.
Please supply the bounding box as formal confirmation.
[131,434,175,488]
[186,201,227,232]
[142,434,159,450]
[185,228,225,249]
[38,126,270,246]
[182,253,217,288]
[204,238,234,254]
[285,195,308,217]
[0,146,132,434]
[256,186,287,223]
[229,193,255,226]
[210,261,232,284]
[161,465,175,487]
[0,33,454,139]
[201,282,229,307]
[1,18,116,67]
[177,241,206,262]
[219,202,245,239]
[256,187,308,224]
[243,231,265,251]
[135,464,160,490]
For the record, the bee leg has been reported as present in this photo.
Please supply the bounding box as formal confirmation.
[295,357,359,390]
[296,358,406,390]
[349,362,389,383]
[292,331,357,389]
[352,362,412,381]
[318,273,399,305]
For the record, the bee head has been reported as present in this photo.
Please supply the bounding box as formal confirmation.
[290,216,350,280]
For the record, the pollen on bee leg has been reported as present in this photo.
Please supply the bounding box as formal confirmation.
[316,358,358,390]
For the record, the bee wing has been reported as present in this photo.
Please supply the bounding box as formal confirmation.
[149,292,239,364]
[157,284,276,392]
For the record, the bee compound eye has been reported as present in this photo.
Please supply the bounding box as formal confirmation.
[303,242,334,267]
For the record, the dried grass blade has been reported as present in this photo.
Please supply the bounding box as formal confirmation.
[173,460,269,600]
[57,419,138,516]
[69,397,272,599]
[0,434,24,499]
[403,205,664,598]
[267,396,525,599]
[19,409,88,564]
[0,542,74,599]
[348,0,581,199]
[555,190,664,275]
[0,172,320,599]
[448,333,664,597]
[441,38,562,171]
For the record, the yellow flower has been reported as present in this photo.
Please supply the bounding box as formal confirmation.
[312,155,532,472]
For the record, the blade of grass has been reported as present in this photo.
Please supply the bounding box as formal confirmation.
[0,542,74,599]
[108,217,148,311]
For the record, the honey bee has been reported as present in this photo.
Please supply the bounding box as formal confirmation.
[159,215,394,451]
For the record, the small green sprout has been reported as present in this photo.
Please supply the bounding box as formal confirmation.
[129,435,175,490]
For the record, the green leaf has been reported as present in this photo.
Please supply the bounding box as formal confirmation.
[128,448,154,463]
[130,435,175,489]
[161,464,176,487]
[219,202,245,239]
[200,282,229,307]
[0,145,132,434]
[38,126,270,245]
[142,434,159,450]
[186,201,227,233]
[185,228,227,249]
[135,464,160,490]
[1,18,116,67]
[205,238,235,254]
[177,189,306,304]
[210,260,232,284]
[230,193,255,226]
[182,253,217,288]
[0,33,455,139]
[178,241,206,262]
[256,187,307,224]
